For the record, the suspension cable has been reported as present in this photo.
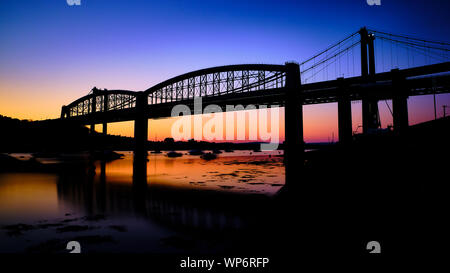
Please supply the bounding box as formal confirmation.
[368,28,450,46]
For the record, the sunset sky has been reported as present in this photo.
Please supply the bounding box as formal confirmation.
[1,0,449,142]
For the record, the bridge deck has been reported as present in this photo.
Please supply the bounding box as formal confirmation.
[64,72,450,124]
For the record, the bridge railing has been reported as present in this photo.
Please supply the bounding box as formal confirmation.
[61,65,289,119]
[63,89,138,118]
[145,64,287,105]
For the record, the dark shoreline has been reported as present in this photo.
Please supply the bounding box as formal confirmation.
[0,114,332,153]
[0,116,449,259]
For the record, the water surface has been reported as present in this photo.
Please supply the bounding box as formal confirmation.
[0,150,285,253]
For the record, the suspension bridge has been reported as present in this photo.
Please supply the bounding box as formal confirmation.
[60,27,450,160]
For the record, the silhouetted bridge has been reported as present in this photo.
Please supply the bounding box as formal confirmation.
[60,27,450,160]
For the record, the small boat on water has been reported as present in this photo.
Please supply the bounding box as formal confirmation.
[212,149,222,154]
[189,149,204,155]
[151,149,162,154]
[167,151,183,158]
[201,152,217,160]
[224,149,234,153]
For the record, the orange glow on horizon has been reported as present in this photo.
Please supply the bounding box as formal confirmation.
[2,79,449,143]
[103,105,340,143]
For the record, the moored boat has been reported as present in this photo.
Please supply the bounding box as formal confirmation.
[189,149,204,155]
[200,152,217,160]
[167,151,183,157]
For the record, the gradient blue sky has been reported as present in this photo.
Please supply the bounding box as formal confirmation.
[0,0,449,141]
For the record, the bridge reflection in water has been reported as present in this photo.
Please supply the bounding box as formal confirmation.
[56,151,283,238]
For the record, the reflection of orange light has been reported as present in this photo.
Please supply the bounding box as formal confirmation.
[95,152,284,195]
[0,173,60,220]
[107,106,339,143]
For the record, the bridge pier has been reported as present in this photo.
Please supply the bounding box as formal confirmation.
[362,99,380,134]
[88,124,95,135]
[102,92,109,136]
[60,106,68,119]
[134,92,148,156]
[284,62,304,187]
[337,78,353,144]
[90,87,99,135]
[391,69,409,135]
[360,27,380,134]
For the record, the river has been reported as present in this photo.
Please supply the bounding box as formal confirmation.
[0,150,285,253]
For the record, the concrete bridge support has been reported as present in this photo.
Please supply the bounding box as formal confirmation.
[90,88,99,135]
[391,69,409,135]
[134,92,148,155]
[360,27,381,134]
[362,99,380,134]
[89,124,95,134]
[284,62,304,186]
[103,93,108,135]
[337,78,353,144]
[60,106,68,119]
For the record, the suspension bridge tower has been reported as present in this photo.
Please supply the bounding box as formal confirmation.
[359,27,381,134]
